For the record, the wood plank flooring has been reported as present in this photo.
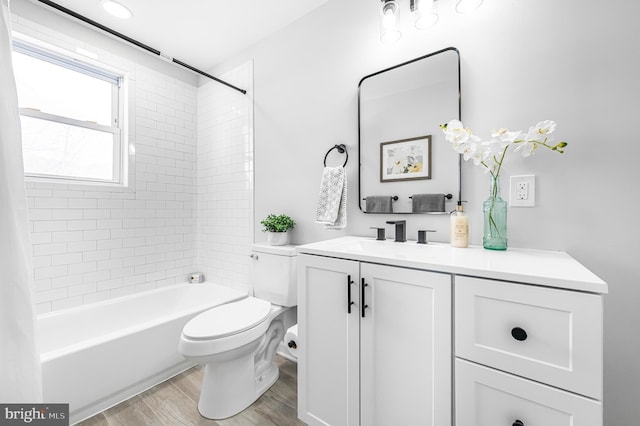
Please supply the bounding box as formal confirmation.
[78,355,306,426]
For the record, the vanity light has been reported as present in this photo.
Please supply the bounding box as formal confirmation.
[379,0,483,43]
[380,0,402,44]
[101,0,133,19]
[412,0,439,30]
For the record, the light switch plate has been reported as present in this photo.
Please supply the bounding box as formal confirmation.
[510,175,535,207]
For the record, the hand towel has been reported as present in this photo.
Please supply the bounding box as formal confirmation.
[365,196,393,213]
[411,193,445,213]
[316,166,347,229]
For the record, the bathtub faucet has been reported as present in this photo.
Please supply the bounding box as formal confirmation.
[189,273,205,283]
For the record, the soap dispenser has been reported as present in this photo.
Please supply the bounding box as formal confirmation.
[450,201,468,248]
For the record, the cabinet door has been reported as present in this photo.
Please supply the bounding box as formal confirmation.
[297,254,360,426]
[455,359,602,426]
[360,263,452,426]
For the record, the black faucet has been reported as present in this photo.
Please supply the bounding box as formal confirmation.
[386,220,406,242]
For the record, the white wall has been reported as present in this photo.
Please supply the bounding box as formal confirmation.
[12,11,199,314]
[197,62,254,294]
[215,0,640,423]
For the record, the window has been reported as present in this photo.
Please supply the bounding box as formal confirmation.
[12,38,127,185]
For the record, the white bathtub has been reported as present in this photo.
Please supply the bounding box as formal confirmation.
[37,282,248,424]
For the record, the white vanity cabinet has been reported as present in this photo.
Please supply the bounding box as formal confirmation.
[297,254,452,426]
[296,237,607,426]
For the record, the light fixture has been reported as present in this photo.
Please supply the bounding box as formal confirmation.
[455,0,484,14]
[380,0,401,44]
[101,0,133,19]
[379,0,483,43]
[412,0,439,30]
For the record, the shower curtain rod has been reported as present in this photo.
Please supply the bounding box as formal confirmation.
[33,0,247,95]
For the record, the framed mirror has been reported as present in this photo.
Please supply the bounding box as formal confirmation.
[358,47,461,214]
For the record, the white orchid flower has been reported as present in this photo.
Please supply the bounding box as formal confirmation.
[459,138,489,166]
[443,119,473,145]
[469,147,490,166]
[491,128,521,148]
[525,120,557,142]
[481,139,503,157]
[442,118,566,170]
[513,140,538,157]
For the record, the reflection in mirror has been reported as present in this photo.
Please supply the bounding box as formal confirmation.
[358,47,461,214]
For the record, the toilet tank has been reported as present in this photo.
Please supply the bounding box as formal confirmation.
[251,243,297,307]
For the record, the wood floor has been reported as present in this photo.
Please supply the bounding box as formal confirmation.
[78,355,306,426]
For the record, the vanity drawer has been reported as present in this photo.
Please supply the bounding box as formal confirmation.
[455,359,602,426]
[455,276,602,399]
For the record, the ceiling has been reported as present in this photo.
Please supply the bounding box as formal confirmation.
[35,0,329,71]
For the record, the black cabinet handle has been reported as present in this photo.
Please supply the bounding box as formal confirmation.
[361,278,369,318]
[347,275,354,314]
[511,327,528,341]
[512,420,524,426]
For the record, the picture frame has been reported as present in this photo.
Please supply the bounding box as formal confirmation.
[380,135,431,182]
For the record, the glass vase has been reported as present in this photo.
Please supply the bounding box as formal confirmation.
[483,175,508,250]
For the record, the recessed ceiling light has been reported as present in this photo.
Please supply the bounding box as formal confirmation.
[101,0,133,19]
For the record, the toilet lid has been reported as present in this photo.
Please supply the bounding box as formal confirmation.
[183,297,271,340]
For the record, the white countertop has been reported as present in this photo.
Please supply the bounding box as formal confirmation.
[296,236,607,294]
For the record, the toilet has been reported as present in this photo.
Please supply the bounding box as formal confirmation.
[178,243,297,420]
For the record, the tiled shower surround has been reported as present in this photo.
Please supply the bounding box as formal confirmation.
[197,64,254,296]
[16,17,254,313]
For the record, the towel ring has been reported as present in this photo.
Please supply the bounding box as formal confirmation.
[324,144,348,167]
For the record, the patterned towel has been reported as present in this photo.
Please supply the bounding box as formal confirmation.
[315,166,347,229]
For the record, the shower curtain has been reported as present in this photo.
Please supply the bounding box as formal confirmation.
[0,0,42,402]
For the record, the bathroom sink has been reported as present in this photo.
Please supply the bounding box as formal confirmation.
[312,236,449,261]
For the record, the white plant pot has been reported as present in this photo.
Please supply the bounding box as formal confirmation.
[266,231,290,246]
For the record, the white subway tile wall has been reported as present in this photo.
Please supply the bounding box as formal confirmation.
[15,17,199,313]
[197,63,254,295]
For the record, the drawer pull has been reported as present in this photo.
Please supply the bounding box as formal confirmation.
[511,327,528,341]
[512,420,524,426]
[361,278,369,318]
[347,275,355,314]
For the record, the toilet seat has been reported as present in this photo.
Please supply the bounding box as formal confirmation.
[179,300,286,358]
[183,297,271,341]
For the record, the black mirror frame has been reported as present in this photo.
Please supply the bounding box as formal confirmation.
[357,46,462,213]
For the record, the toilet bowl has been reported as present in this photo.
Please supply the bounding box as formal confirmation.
[178,244,297,420]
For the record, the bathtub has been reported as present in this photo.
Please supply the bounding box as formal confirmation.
[37,282,248,424]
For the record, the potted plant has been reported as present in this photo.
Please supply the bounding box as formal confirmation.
[261,214,295,246]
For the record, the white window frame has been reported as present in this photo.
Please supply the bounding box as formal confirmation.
[12,35,129,187]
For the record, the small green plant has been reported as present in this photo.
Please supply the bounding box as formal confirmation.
[261,214,295,233]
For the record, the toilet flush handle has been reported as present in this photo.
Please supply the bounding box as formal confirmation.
[249,254,258,260]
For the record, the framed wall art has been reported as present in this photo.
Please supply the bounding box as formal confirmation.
[380,135,431,182]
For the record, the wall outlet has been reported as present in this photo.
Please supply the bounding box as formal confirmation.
[516,182,528,200]
[510,175,535,207]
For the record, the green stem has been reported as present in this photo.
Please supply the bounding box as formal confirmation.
[512,137,567,153]
[487,146,508,237]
